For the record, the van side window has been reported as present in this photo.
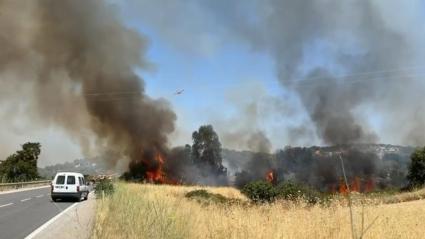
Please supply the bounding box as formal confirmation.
[78,177,83,186]
[67,175,76,185]
[56,175,65,185]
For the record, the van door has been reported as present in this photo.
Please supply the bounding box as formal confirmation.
[53,174,68,193]
[66,175,78,193]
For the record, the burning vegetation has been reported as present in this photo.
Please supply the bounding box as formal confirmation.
[335,177,375,194]
[0,0,423,195]
[145,153,166,183]
[265,169,277,185]
[0,0,177,183]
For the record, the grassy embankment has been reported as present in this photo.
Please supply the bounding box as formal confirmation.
[93,183,425,239]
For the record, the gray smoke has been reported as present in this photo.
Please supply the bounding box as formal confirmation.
[0,0,176,172]
[120,0,425,187]
[249,0,413,145]
[126,0,425,146]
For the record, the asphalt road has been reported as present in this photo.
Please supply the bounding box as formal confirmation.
[0,187,74,239]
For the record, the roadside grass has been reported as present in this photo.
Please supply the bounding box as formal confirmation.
[93,183,190,239]
[93,183,425,239]
[379,187,425,204]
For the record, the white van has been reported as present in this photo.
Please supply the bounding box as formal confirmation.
[51,172,90,202]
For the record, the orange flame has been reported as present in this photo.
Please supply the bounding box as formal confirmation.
[145,153,165,183]
[337,176,375,194]
[265,170,277,184]
[145,153,180,185]
[351,176,360,192]
[339,177,349,195]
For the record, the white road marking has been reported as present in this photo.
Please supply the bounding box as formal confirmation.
[21,198,31,202]
[35,194,44,198]
[0,203,14,208]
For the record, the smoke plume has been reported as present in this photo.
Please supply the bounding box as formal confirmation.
[126,0,425,146]
[0,0,176,172]
[2,1,425,187]
[121,0,425,188]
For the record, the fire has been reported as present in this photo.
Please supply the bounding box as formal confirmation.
[145,153,166,183]
[351,176,360,192]
[338,177,349,194]
[337,176,375,194]
[265,169,277,184]
[144,152,180,185]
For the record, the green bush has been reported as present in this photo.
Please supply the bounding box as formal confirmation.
[95,179,115,198]
[185,189,239,205]
[407,147,425,188]
[276,181,320,204]
[241,180,277,203]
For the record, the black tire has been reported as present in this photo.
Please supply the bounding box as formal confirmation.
[51,197,57,202]
[84,192,88,200]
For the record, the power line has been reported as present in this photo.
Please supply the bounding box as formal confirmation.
[297,65,425,82]
[293,72,425,89]
[1,65,425,101]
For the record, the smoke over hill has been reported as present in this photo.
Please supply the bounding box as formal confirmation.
[121,0,425,187]
[225,144,414,190]
[1,1,424,187]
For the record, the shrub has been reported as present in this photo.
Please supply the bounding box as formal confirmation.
[95,179,115,198]
[407,147,425,188]
[185,189,236,205]
[276,181,320,204]
[241,180,277,203]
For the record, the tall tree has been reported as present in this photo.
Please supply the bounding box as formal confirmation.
[0,142,41,182]
[407,147,425,188]
[192,125,227,176]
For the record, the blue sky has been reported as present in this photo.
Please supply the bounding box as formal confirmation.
[124,16,299,148]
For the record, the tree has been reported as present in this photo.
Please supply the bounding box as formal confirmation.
[0,142,41,182]
[407,147,425,188]
[191,125,227,176]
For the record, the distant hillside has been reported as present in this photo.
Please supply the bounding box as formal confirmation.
[38,158,109,179]
[39,144,417,190]
[223,144,416,190]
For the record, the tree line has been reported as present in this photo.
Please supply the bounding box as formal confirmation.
[0,142,41,183]
[1,127,425,189]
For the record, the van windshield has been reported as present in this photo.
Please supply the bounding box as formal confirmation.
[67,176,76,185]
[56,175,65,185]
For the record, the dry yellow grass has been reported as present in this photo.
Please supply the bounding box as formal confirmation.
[93,183,425,239]
[380,188,425,204]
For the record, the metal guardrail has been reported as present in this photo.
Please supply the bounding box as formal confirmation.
[0,180,51,191]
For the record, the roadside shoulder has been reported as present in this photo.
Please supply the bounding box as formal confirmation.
[26,193,96,239]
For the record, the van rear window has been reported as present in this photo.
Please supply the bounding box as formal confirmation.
[56,175,65,185]
[67,176,76,185]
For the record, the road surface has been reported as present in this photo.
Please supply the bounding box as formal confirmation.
[0,187,74,239]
